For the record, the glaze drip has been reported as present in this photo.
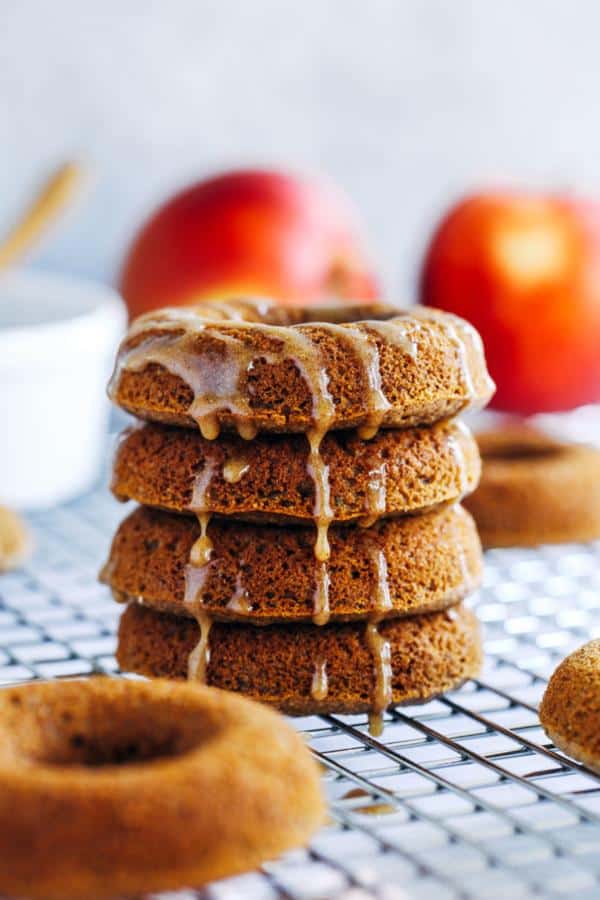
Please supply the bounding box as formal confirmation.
[189,457,218,567]
[190,513,213,567]
[184,562,214,684]
[185,458,219,682]
[411,307,478,408]
[371,544,392,615]
[311,658,329,701]
[187,607,212,683]
[312,561,331,626]
[448,419,471,495]
[360,460,388,528]
[365,620,393,737]
[226,572,252,615]
[222,456,250,484]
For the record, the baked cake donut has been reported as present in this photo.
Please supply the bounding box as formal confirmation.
[109,298,495,439]
[0,678,324,900]
[112,418,480,528]
[540,640,600,773]
[117,602,483,718]
[464,425,600,547]
[101,504,482,625]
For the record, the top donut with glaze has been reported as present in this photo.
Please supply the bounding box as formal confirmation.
[108,298,495,440]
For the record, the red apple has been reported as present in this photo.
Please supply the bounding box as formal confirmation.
[120,169,379,319]
[420,192,600,414]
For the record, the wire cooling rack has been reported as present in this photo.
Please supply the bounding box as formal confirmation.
[2,486,600,900]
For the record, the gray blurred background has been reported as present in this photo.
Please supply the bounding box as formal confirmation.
[1,0,599,298]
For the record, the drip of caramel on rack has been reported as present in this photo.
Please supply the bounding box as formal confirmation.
[340,787,397,815]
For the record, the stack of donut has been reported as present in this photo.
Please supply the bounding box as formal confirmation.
[102,298,494,733]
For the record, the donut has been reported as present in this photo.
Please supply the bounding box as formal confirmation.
[464,425,600,547]
[108,298,494,438]
[0,505,32,572]
[540,640,600,773]
[117,602,483,718]
[112,418,481,527]
[102,504,482,625]
[0,677,324,900]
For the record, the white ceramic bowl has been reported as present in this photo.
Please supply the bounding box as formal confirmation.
[0,270,126,509]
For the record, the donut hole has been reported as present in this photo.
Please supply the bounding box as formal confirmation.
[5,682,222,768]
[478,428,567,464]
[481,441,564,462]
[297,302,400,325]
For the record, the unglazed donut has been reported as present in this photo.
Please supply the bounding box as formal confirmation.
[540,640,600,773]
[101,504,482,625]
[464,425,600,547]
[0,677,324,900]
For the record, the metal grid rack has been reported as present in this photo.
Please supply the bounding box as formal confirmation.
[2,486,600,900]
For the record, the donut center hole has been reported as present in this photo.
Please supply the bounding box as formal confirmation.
[11,691,220,768]
[42,732,191,767]
[293,302,400,325]
[482,441,564,462]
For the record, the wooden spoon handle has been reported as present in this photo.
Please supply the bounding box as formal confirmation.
[0,162,84,270]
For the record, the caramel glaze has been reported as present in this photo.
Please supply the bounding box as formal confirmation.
[116,299,480,706]
[311,658,329,702]
[222,456,250,484]
[341,788,397,816]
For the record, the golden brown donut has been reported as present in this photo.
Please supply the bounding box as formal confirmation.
[540,640,600,773]
[112,418,481,526]
[0,505,32,572]
[464,425,600,547]
[102,504,482,625]
[0,677,324,900]
[108,298,494,438]
[117,602,483,716]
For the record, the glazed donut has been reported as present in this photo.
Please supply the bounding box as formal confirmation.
[464,425,600,547]
[540,640,600,773]
[0,677,324,900]
[108,298,494,439]
[102,504,482,625]
[117,602,483,716]
[111,418,481,526]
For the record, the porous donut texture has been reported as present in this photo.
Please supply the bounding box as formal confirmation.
[102,504,482,624]
[112,419,481,524]
[109,300,494,434]
[539,639,600,774]
[117,602,483,715]
[0,677,324,900]
[464,426,600,547]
